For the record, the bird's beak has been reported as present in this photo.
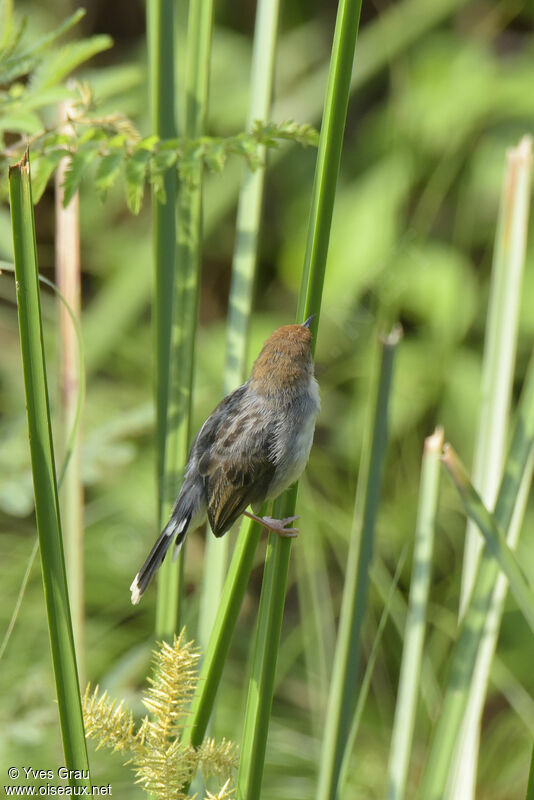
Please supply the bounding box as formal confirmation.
[302,314,315,329]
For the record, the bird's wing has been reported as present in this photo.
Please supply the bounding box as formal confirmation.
[194,390,276,537]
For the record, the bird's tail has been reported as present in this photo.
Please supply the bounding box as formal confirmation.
[130,509,191,605]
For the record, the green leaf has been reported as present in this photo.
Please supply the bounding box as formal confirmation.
[151,150,178,172]
[106,134,129,149]
[149,170,167,205]
[158,137,182,151]
[0,110,42,134]
[95,151,124,200]
[0,54,39,84]
[21,85,77,112]
[61,143,100,206]
[0,9,25,58]
[124,148,151,214]
[204,143,227,173]
[17,9,86,59]
[31,149,66,203]
[137,134,159,151]
[31,35,113,91]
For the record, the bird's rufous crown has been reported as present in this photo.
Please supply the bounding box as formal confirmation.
[249,324,313,395]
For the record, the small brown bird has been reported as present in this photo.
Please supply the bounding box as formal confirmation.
[130,316,320,605]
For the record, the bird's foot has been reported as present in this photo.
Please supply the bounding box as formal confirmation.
[243,511,299,537]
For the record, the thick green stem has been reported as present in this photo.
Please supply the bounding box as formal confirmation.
[237,0,363,796]
[9,152,90,787]
[156,0,214,637]
[146,0,179,637]
[147,0,178,523]
[183,519,262,748]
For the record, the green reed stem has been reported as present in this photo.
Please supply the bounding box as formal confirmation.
[237,1,363,796]
[184,518,262,748]
[451,135,532,800]
[147,0,178,524]
[9,152,90,787]
[146,0,179,637]
[156,0,215,636]
[443,445,534,634]
[418,350,534,799]
[387,428,443,800]
[460,135,532,613]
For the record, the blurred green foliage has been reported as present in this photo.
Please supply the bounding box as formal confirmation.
[1,1,534,798]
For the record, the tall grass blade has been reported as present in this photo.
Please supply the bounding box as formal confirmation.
[453,134,533,799]
[198,0,281,651]
[527,743,534,800]
[183,518,262,749]
[156,0,214,636]
[0,267,85,664]
[317,327,401,800]
[147,0,178,522]
[236,519,294,800]
[9,151,90,785]
[237,0,363,795]
[418,351,534,799]
[443,445,534,634]
[340,546,408,795]
[146,0,180,637]
[460,136,532,613]
[386,427,443,800]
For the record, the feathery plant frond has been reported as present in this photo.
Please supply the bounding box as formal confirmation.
[141,632,200,750]
[83,686,137,754]
[205,779,235,800]
[82,632,238,800]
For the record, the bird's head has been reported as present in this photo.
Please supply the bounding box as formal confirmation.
[249,318,315,399]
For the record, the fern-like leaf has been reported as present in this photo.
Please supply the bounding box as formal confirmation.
[95,151,124,200]
[30,35,113,92]
[61,141,100,206]
[125,147,151,214]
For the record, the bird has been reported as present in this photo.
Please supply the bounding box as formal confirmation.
[130,316,320,605]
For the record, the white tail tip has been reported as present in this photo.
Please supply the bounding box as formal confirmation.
[130,575,141,605]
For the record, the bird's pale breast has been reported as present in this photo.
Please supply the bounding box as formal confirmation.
[263,376,320,502]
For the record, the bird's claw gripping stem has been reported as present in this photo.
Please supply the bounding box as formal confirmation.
[243,511,300,537]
